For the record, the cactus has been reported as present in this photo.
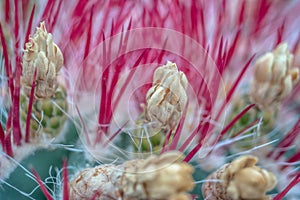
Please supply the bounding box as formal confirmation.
[0,1,300,200]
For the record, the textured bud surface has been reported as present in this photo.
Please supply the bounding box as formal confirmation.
[69,151,195,200]
[22,21,64,99]
[250,43,299,111]
[202,155,277,200]
[145,61,188,131]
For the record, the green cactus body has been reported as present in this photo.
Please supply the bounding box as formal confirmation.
[229,95,277,150]
[133,130,166,153]
[20,86,68,139]
[132,117,171,153]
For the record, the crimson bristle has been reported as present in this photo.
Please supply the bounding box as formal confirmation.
[4,0,11,22]
[268,118,300,160]
[215,54,255,121]
[24,4,35,46]
[25,69,37,143]
[41,0,54,22]
[168,104,188,151]
[63,159,69,200]
[32,169,53,200]
[0,23,14,97]
[273,173,300,200]
[83,5,94,60]
[0,123,5,148]
[49,0,62,31]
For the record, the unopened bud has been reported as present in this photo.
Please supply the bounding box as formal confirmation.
[202,155,277,200]
[22,21,64,99]
[145,61,188,131]
[250,43,299,111]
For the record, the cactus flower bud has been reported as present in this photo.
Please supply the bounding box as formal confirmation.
[145,61,188,131]
[202,155,277,200]
[22,21,64,99]
[250,43,299,111]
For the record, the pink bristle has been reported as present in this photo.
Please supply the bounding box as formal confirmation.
[161,129,173,154]
[215,55,255,122]
[103,122,127,147]
[4,109,13,156]
[225,29,242,67]
[0,23,14,98]
[0,123,4,148]
[72,0,88,18]
[213,104,256,145]
[4,0,11,22]
[268,118,300,160]
[168,104,188,151]
[273,173,300,200]
[89,192,100,200]
[253,0,271,35]
[25,68,37,143]
[179,123,202,153]
[281,150,300,171]
[4,132,13,157]
[238,1,246,27]
[41,0,54,23]
[83,5,94,60]
[111,50,149,111]
[11,59,22,145]
[184,140,204,163]
[62,159,69,200]
[32,169,53,200]
[276,20,286,46]
[49,0,63,32]
[12,0,22,145]
[24,4,35,46]
[184,104,255,162]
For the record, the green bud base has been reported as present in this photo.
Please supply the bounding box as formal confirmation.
[20,86,68,139]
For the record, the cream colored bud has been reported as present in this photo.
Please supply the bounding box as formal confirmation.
[202,155,277,200]
[145,61,188,131]
[254,53,274,83]
[69,151,195,200]
[22,21,64,99]
[69,165,120,200]
[250,43,299,111]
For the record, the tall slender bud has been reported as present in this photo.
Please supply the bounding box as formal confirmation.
[145,61,188,131]
[22,21,64,99]
[132,61,188,152]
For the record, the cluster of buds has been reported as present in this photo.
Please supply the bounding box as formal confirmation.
[22,21,64,99]
[250,43,299,111]
[69,151,194,200]
[202,155,277,200]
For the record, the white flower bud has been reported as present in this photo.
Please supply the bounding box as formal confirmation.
[22,21,63,99]
[202,155,277,200]
[145,61,188,131]
[250,43,299,111]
